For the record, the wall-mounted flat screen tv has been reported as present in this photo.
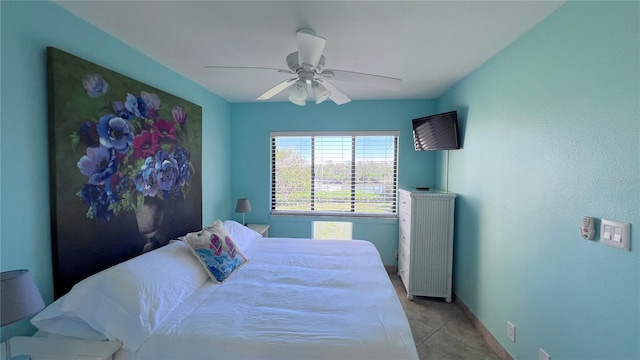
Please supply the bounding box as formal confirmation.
[412,111,460,151]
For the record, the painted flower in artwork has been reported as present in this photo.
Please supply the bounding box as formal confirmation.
[82,74,109,98]
[77,146,118,185]
[172,106,187,125]
[73,79,194,221]
[154,150,180,191]
[96,115,134,154]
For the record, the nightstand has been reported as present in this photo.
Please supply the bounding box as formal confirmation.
[246,223,270,237]
[1,336,121,360]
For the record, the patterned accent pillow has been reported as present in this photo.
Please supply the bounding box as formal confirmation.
[185,221,248,283]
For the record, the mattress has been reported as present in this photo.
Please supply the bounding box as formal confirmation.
[116,238,418,359]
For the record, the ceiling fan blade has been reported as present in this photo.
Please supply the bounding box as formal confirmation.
[256,78,298,100]
[297,29,326,69]
[205,65,294,74]
[322,69,402,91]
[317,79,351,105]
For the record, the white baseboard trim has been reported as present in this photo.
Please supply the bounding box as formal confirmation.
[453,292,513,360]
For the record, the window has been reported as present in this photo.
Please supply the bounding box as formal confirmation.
[271,131,399,217]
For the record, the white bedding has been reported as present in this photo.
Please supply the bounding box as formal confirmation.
[117,238,418,360]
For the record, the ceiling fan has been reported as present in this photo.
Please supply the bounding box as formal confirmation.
[206,29,402,106]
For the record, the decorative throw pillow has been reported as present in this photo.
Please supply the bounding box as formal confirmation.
[185,221,248,283]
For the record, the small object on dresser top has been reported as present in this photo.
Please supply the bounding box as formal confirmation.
[415,187,430,191]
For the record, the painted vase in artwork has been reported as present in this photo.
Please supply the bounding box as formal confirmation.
[135,196,165,253]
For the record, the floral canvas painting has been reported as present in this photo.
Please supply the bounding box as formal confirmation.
[47,48,202,297]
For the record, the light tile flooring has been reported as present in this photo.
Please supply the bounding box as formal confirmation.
[390,274,499,360]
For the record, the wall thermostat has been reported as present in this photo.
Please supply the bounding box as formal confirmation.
[581,216,595,240]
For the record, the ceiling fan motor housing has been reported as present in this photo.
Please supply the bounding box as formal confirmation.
[287,52,327,75]
[286,52,302,73]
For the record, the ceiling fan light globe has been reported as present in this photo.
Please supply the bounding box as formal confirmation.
[312,81,331,104]
[289,80,308,101]
[314,89,330,104]
[288,95,306,106]
[315,93,330,104]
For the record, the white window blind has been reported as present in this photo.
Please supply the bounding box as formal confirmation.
[271,132,398,217]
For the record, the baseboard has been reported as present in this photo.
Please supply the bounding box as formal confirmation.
[453,292,513,360]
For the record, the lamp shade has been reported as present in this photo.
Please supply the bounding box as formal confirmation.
[235,198,252,213]
[1,270,45,326]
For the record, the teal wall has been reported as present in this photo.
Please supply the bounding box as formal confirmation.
[3,1,638,357]
[0,1,232,336]
[437,2,639,359]
[230,100,437,264]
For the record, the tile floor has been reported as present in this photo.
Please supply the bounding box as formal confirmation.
[389,274,499,360]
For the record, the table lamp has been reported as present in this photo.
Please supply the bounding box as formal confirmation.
[235,198,252,226]
[1,270,45,360]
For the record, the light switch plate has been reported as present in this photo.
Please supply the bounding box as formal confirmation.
[601,219,631,251]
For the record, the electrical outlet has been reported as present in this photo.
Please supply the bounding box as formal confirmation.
[539,348,551,360]
[507,322,515,343]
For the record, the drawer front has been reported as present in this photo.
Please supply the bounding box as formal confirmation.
[398,236,410,269]
[398,247,410,271]
[399,191,412,211]
[399,209,411,233]
[398,261,410,288]
[399,224,410,249]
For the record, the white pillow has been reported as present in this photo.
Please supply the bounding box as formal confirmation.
[222,220,262,249]
[31,295,107,340]
[59,241,208,352]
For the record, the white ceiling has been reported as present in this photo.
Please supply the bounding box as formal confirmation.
[55,1,563,103]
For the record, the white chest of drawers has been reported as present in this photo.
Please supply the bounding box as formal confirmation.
[398,189,456,302]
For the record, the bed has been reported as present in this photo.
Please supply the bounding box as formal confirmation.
[33,220,418,359]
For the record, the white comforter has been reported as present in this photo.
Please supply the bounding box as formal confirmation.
[118,238,417,360]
